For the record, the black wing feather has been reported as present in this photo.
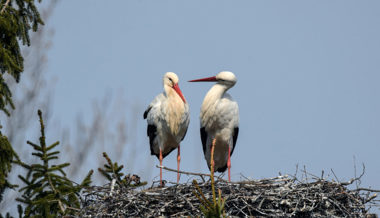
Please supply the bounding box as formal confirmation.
[147,124,178,159]
[147,124,157,156]
[143,106,152,119]
[217,165,227,173]
[231,127,239,156]
[181,126,188,141]
[200,127,207,155]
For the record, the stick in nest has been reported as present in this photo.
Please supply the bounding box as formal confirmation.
[156,165,211,180]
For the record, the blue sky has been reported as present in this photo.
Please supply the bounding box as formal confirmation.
[46,0,379,197]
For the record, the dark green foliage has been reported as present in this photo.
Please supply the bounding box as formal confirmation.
[15,110,93,217]
[0,132,18,202]
[0,0,44,116]
[193,180,226,218]
[1,0,45,211]
[98,152,147,188]
[0,76,14,116]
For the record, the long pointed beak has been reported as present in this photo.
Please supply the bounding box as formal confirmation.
[188,76,217,82]
[173,83,186,103]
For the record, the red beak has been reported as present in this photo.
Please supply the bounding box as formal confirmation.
[188,76,217,82]
[173,83,186,103]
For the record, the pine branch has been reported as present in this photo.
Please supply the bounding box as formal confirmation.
[0,0,44,116]
[15,110,93,216]
[98,152,146,188]
[0,133,18,202]
[80,170,93,188]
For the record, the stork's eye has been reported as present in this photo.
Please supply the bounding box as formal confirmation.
[168,77,175,86]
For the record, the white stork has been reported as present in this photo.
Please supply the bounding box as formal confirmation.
[189,71,239,182]
[144,72,190,186]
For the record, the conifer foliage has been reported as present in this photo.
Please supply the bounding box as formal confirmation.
[98,152,147,188]
[15,110,93,217]
[1,0,44,208]
[0,0,44,116]
[0,133,18,202]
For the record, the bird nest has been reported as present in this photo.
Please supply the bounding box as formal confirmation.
[79,169,379,217]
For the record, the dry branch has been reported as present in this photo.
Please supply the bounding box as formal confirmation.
[156,165,211,178]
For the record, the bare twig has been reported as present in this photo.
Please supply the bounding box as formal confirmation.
[66,206,81,212]
[156,165,211,178]
[294,164,299,180]
[341,164,365,186]
[303,165,308,182]
[354,188,380,193]
[110,179,116,196]
[58,200,65,213]
[239,173,250,181]
[320,170,324,180]
[353,156,358,189]
[331,168,340,183]
[364,194,378,203]
[300,167,320,181]
[0,0,11,14]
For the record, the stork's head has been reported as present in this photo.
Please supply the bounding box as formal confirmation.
[163,72,186,103]
[216,71,237,87]
[189,71,237,88]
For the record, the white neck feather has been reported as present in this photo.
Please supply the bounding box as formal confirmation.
[200,84,227,122]
[164,85,185,135]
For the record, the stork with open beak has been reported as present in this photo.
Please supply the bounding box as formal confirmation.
[144,72,190,186]
[189,71,239,182]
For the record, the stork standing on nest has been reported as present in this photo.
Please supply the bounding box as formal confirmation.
[189,71,239,182]
[144,72,190,186]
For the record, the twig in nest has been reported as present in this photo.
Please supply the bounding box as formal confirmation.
[364,194,378,203]
[303,165,308,181]
[341,164,365,186]
[300,167,320,181]
[355,188,380,193]
[110,179,116,196]
[294,164,299,180]
[331,168,340,183]
[80,173,380,217]
[156,165,211,178]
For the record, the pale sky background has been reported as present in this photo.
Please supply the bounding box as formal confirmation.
[43,0,379,204]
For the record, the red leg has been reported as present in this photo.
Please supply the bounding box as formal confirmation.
[227,146,231,182]
[159,149,163,186]
[177,145,181,184]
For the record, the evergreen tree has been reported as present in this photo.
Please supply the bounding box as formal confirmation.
[0,0,44,116]
[0,133,17,202]
[15,110,93,217]
[0,0,44,205]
